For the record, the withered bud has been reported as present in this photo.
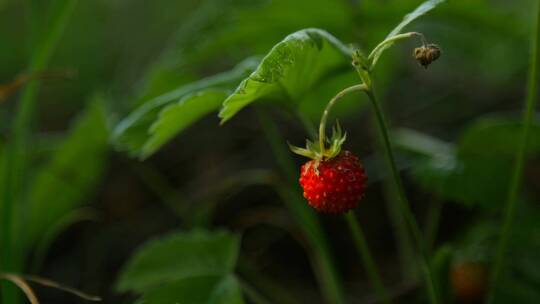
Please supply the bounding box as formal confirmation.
[414,44,441,69]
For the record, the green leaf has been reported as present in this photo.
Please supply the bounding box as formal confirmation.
[117,229,243,304]
[369,0,446,69]
[140,90,227,159]
[396,117,540,209]
[386,0,446,39]
[139,275,244,304]
[430,245,453,301]
[458,118,540,156]
[30,208,97,271]
[454,208,540,303]
[20,100,109,253]
[218,28,351,123]
[113,58,259,158]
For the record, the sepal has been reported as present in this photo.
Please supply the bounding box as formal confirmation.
[289,121,347,161]
[288,141,320,159]
[324,121,347,159]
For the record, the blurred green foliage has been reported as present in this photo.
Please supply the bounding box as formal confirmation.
[1,0,540,303]
[117,230,243,304]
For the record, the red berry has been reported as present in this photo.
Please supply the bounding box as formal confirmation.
[299,150,367,213]
[450,262,488,303]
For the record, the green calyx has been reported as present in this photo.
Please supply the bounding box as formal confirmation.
[352,50,372,88]
[289,122,347,161]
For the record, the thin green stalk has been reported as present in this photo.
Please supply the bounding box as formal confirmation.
[318,71,416,281]
[257,109,345,304]
[363,88,439,304]
[368,32,422,61]
[367,32,425,69]
[381,181,418,280]
[0,1,78,303]
[317,85,391,302]
[319,84,365,153]
[345,213,392,304]
[425,199,443,253]
[488,1,540,302]
[368,95,418,280]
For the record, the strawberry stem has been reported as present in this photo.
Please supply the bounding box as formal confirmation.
[318,84,365,159]
[488,0,540,302]
[362,85,440,304]
[368,32,426,69]
[345,213,392,304]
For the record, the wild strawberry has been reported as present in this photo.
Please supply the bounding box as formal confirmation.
[299,150,367,213]
[290,123,367,213]
[450,262,488,303]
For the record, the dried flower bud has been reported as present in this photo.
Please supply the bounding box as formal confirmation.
[414,44,441,68]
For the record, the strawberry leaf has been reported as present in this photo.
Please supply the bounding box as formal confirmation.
[139,90,228,159]
[116,229,243,304]
[21,100,110,253]
[112,58,259,159]
[386,0,446,39]
[218,28,352,123]
[370,0,446,68]
[395,117,540,210]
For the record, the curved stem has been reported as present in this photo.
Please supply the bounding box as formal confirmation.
[0,274,39,304]
[296,103,391,302]
[345,213,392,304]
[362,87,439,304]
[319,84,366,155]
[488,1,540,302]
[257,109,346,304]
[367,32,427,70]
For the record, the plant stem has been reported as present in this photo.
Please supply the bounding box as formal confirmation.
[488,1,540,302]
[315,85,391,301]
[319,84,365,154]
[382,183,418,280]
[257,109,346,304]
[424,199,443,253]
[367,32,424,68]
[345,212,392,304]
[362,87,439,304]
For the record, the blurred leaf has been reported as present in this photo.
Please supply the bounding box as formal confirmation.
[369,0,446,68]
[431,245,453,301]
[132,0,356,117]
[297,70,366,121]
[495,276,540,304]
[454,220,498,264]
[386,0,446,39]
[219,28,351,123]
[117,230,243,304]
[30,208,97,272]
[454,206,540,303]
[113,58,259,158]
[139,275,243,304]
[395,117,540,209]
[155,0,354,74]
[458,118,540,156]
[20,100,109,252]
[140,90,227,159]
